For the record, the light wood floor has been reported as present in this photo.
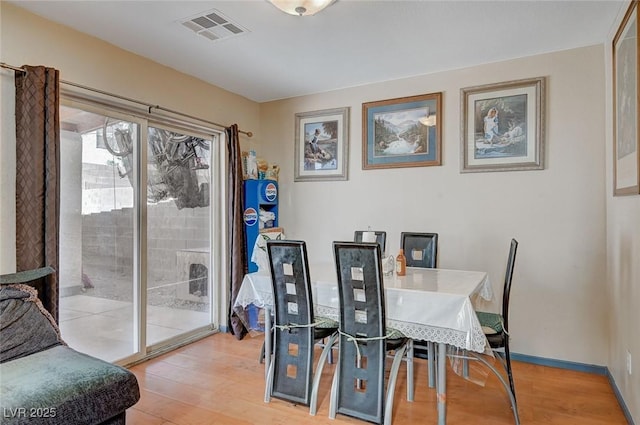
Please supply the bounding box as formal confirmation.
[127,332,628,425]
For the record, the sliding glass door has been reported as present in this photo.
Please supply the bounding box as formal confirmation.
[145,125,213,348]
[58,102,218,363]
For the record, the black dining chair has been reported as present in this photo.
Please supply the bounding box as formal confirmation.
[475,238,519,405]
[460,239,520,424]
[264,240,338,415]
[400,232,438,268]
[400,232,438,372]
[330,241,413,425]
[354,230,387,254]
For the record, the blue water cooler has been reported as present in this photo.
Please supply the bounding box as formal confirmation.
[243,179,279,273]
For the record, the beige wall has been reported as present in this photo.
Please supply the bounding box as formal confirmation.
[1,2,637,420]
[260,39,640,418]
[260,45,609,366]
[605,2,640,421]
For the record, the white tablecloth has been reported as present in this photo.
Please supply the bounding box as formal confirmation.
[235,264,492,353]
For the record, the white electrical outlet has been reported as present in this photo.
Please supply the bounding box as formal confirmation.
[627,351,632,375]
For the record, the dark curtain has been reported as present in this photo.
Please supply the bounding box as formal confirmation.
[226,124,247,339]
[14,65,60,322]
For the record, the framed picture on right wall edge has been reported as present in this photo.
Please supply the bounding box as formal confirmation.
[613,0,640,196]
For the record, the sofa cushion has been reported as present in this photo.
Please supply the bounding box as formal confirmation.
[0,345,140,425]
[0,284,64,363]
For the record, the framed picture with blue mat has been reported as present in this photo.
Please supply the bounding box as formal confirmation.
[362,92,442,170]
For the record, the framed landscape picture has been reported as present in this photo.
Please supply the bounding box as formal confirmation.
[362,92,442,169]
[294,107,349,182]
[460,77,546,173]
[613,0,640,196]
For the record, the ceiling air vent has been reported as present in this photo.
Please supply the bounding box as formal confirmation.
[179,9,248,42]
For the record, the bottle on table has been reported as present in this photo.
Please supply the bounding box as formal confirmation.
[396,249,406,276]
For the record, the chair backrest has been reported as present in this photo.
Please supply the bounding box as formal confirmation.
[332,241,387,424]
[502,238,518,333]
[400,232,438,268]
[354,230,387,254]
[266,240,315,405]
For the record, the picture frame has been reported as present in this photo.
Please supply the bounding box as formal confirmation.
[362,93,442,169]
[613,0,640,196]
[460,77,546,173]
[294,107,349,182]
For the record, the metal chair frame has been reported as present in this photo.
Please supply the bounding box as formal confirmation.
[400,232,439,386]
[483,239,518,398]
[329,242,413,425]
[264,240,338,415]
[464,238,520,424]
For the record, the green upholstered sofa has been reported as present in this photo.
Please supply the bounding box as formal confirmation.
[0,267,140,425]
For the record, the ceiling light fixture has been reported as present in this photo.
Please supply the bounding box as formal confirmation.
[268,0,336,16]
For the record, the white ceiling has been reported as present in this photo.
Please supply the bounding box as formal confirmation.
[9,0,626,103]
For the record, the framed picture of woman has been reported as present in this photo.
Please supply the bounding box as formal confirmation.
[460,77,546,173]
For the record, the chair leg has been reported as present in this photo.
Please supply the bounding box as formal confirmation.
[260,327,276,364]
[467,351,520,425]
[437,342,447,424]
[406,339,414,401]
[492,347,512,394]
[327,337,334,364]
[384,344,408,425]
[264,351,275,403]
[310,333,338,416]
[427,341,435,388]
[328,344,341,420]
[504,339,516,404]
[264,310,273,381]
[462,349,469,378]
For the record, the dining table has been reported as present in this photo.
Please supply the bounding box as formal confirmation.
[234,263,493,425]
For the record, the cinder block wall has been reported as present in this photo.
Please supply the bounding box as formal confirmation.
[81,202,210,293]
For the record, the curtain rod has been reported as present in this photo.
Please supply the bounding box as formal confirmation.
[0,62,253,137]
